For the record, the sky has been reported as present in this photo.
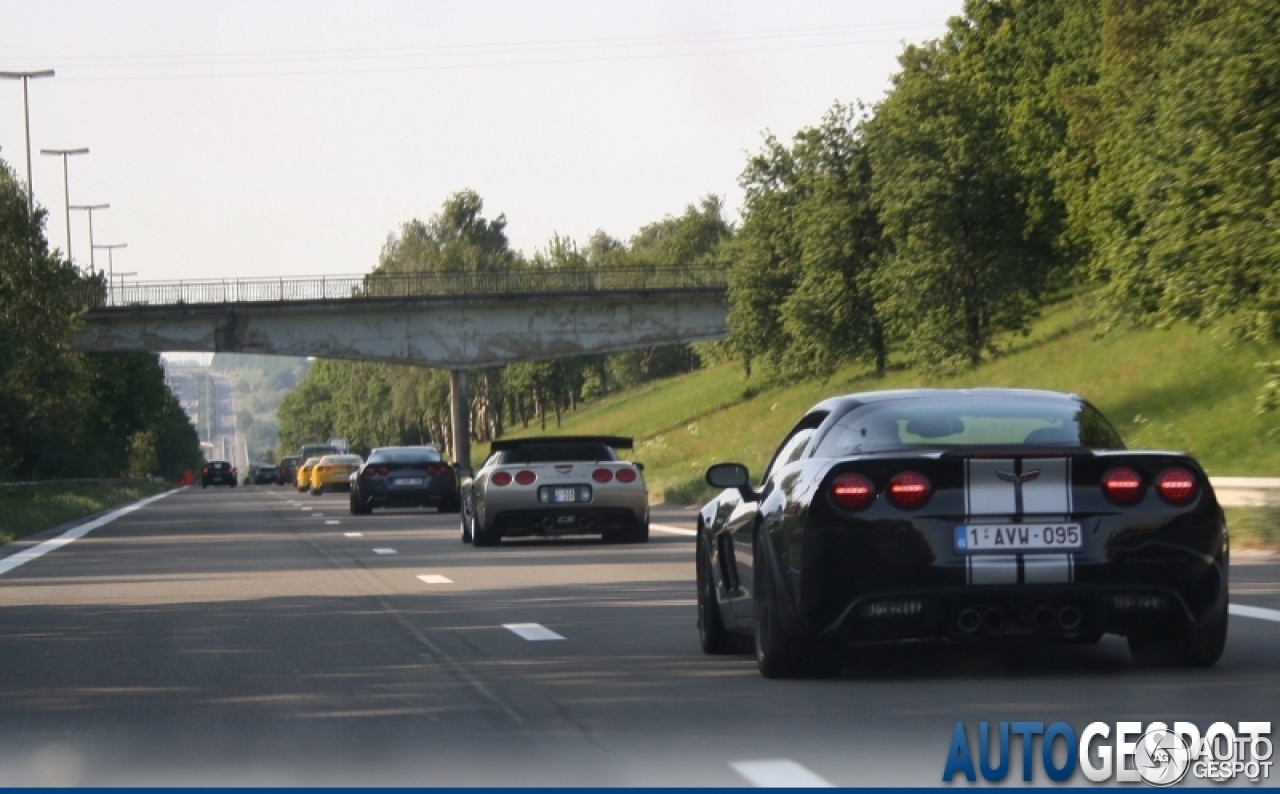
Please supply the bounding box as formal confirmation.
[1,0,962,284]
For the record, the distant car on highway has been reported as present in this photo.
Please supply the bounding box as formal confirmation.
[276,457,300,487]
[349,446,460,515]
[295,457,322,493]
[696,388,1228,678]
[460,436,648,547]
[202,460,238,488]
[252,465,278,485]
[309,454,364,496]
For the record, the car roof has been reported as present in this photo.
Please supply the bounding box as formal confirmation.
[369,445,440,453]
[805,388,1084,416]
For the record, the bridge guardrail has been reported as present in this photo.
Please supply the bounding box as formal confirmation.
[74,266,730,308]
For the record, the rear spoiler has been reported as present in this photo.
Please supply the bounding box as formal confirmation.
[490,435,634,451]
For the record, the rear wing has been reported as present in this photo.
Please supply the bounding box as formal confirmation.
[490,435,633,452]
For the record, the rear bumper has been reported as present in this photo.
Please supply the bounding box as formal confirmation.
[491,506,644,538]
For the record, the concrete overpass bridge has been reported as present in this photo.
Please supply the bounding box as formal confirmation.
[71,267,729,469]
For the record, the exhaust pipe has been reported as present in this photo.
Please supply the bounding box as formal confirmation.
[1058,606,1082,631]
[982,608,1006,632]
[957,608,981,634]
[578,517,593,531]
[541,517,555,530]
[1033,607,1056,631]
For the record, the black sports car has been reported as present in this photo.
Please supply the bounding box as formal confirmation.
[697,388,1228,678]
[349,446,461,515]
[201,460,237,488]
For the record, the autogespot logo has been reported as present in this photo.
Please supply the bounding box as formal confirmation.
[942,721,1272,785]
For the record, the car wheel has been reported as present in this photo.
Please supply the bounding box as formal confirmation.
[697,530,734,655]
[623,521,650,544]
[310,487,322,496]
[460,511,473,543]
[754,532,841,679]
[349,495,372,516]
[472,519,499,547]
[1129,600,1227,668]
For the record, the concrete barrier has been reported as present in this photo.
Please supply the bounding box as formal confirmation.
[1210,477,1280,508]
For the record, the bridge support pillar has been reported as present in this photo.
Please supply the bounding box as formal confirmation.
[449,370,471,473]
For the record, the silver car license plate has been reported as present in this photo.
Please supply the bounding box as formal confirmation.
[955,524,1082,552]
[552,488,578,503]
[392,478,425,486]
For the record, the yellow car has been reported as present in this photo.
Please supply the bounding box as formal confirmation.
[295,457,322,492]
[309,454,364,496]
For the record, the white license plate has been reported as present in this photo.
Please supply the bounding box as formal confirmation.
[955,524,1082,552]
[392,478,425,486]
[552,488,578,503]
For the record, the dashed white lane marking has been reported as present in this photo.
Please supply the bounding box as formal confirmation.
[1231,604,1280,623]
[344,532,363,537]
[373,548,397,555]
[314,513,324,517]
[729,760,834,788]
[651,523,696,536]
[0,489,180,577]
[302,507,313,511]
[417,574,453,584]
[325,520,340,525]
[503,623,565,641]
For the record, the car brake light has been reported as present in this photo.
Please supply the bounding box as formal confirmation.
[1156,467,1197,504]
[1101,467,1144,505]
[440,465,452,476]
[492,471,512,486]
[616,468,637,483]
[426,464,440,476]
[515,470,537,485]
[317,466,329,473]
[830,472,875,510]
[377,466,389,476]
[592,468,613,483]
[886,471,931,509]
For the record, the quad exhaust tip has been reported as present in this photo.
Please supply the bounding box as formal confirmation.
[1058,605,1082,631]
[957,608,982,634]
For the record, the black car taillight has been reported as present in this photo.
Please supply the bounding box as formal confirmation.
[886,471,932,510]
[1101,467,1144,506]
[830,472,875,511]
[1156,467,1197,504]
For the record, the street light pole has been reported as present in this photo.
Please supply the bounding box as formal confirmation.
[69,203,109,275]
[93,242,127,302]
[0,70,56,215]
[40,147,89,265]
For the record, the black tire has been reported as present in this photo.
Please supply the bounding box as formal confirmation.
[623,521,650,544]
[460,511,473,543]
[697,530,734,655]
[1128,610,1228,668]
[754,532,841,679]
[349,495,372,516]
[230,482,237,489]
[472,518,500,547]
[311,487,323,496]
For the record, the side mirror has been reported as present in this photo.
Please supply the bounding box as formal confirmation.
[706,463,757,501]
[634,462,645,472]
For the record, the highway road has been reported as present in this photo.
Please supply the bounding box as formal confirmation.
[0,486,1277,786]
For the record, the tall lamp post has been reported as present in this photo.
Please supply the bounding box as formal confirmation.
[69,203,108,275]
[0,70,56,215]
[93,242,127,303]
[40,147,89,265]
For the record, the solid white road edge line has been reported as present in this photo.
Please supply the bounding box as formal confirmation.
[417,574,453,584]
[729,760,834,788]
[1230,603,1280,623]
[503,623,565,641]
[0,488,180,577]
[651,523,696,536]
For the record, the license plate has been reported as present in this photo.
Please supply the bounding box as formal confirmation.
[392,478,425,486]
[552,488,578,503]
[955,524,1082,552]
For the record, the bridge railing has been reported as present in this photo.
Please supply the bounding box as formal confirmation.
[75,266,730,308]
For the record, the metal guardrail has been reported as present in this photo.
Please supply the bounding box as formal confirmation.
[1210,477,1280,508]
[74,266,730,308]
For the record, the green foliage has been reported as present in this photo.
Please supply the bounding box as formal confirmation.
[0,481,170,545]
[127,431,159,478]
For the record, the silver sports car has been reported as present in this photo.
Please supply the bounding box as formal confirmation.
[460,436,649,547]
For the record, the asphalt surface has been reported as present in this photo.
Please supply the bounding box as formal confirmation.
[0,486,1277,786]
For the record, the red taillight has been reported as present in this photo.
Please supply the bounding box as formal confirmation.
[376,466,390,476]
[1156,467,1197,504]
[1102,467,1144,505]
[616,468,637,483]
[492,471,512,486]
[592,468,614,483]
[439,465,452,476]
[515,470,537,485]
[317,466,330,473]
[426,464,440,475]
[202,467,209,475]
[830,472,875,511]
[887,471,932,509]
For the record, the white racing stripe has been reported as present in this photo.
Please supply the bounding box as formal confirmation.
[417,574,453,584]
[503,623,565,641]
[730,760,834,788]
[1230,604,1280,623]
[0,489,180,577]
[651,523,696,536]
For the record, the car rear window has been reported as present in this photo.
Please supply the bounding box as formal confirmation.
[500,444,618,464]
[813,396,1125,456]
[320,455,363,465]
[367,449,442,464]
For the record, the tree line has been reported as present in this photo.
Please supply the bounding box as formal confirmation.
[278,0,1280,457]
[0,161,203,481]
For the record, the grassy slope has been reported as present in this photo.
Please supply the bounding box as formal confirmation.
[484,296,1280,506]
[0,481,170,546]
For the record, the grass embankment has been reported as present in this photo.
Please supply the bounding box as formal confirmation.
[0,481,171,547]
[484,295,1280,537]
